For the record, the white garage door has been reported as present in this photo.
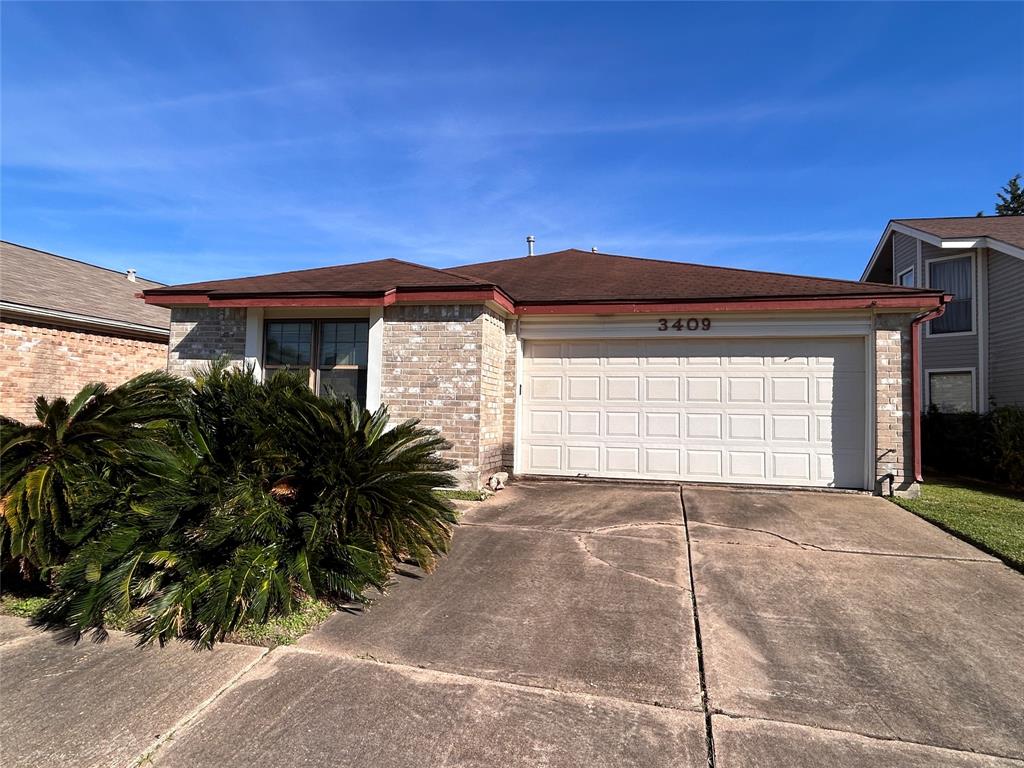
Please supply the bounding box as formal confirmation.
[520,337,867,489]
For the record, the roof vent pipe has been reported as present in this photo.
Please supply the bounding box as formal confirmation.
[526,235,535,256]
[591,247,598,253]
[126,269,137,282]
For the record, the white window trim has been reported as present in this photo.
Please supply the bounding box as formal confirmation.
[925,367,977,413]
[896,266,915,288]
[924,251,977,338]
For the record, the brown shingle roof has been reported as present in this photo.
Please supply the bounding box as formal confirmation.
[144,258,490,297]
[145,248,941,308]
[894,215,1024,251]
[444,249,934,305]
[1,241,170,331]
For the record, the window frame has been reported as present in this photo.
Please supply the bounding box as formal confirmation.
[924,252,976,337]
[262,318,369,404]
[896,266,915,288]
[925,368,977,413]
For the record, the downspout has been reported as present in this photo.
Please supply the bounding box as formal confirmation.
[909,296,951,482]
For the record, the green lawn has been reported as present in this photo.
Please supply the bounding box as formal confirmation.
[893,479,1024,569]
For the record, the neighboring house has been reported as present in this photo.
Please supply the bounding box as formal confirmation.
[861,216,1024,413]
[0,241,171,423]
[144,248,945,496]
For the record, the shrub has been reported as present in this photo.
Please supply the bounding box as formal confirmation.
[0,372,186,575]
[990,405,1024,488]
[921,404,1024,488]
[25,365,458,649]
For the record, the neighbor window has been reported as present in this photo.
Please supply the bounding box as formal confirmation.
[263,319,368,405]
[928,371,974,413]
[897,267,915,287]
[928,257,973,334]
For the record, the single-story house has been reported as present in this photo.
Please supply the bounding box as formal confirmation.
[861,215,1024,412]
[0,241,171,423]
[143,247,948,496]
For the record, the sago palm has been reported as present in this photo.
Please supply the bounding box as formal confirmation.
[37,365,459,648]
[0,371,186,572]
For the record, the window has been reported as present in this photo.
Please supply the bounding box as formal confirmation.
[897,267,915,287]
[263,319,369,405]
[928,257,973,334]
[928,370,974,413]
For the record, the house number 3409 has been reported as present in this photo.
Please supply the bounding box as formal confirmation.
[658,318,712,332]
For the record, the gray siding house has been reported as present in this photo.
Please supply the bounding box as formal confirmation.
[862,216,1024,412]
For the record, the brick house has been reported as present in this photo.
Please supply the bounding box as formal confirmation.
[0,241,170,422]
[861,215,1024,413]
[143,248,947,496]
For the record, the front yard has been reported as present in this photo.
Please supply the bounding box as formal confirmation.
[894,479,1024,569]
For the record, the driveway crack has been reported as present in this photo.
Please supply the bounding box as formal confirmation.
[574,534,689,591]
[691,520,824,550]
[682,489,717,768]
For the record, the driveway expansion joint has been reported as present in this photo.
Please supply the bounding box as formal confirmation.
[711,711,1024,764]
[131,646,271,768]
[281,643,703,716]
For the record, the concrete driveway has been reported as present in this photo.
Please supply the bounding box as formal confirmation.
[2,481,1022,767]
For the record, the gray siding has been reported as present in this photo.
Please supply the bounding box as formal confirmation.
[892,232,917,283]
[921,243,979,406]
[987,249,1024,407]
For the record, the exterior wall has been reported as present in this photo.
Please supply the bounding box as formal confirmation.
[918,243,979,410]
[0,317,167,423]
[167,307,247,378]
[379,304,516,488]
[892,231,917,279]
[874,313,918,497]
[502,317,519,469]
[478,309,507,479]
[987,249,1024,407]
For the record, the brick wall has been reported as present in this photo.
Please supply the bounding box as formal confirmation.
[167,307,247,378]
[380,304,518,488]
[0,318,167,423]
[874,313,918,497]
[479,310,506,479]
[502,317,519,469]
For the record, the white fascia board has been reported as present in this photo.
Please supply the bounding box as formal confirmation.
[0,301,170,339]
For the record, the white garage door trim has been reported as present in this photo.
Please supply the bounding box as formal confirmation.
[514,314,875,490]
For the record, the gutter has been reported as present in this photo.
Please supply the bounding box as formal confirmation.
[909,296,952,483]
[0,300,170,340]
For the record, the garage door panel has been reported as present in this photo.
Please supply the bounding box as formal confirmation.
[727,377,764,403]
[606,446,640,473]
[645,448,681,474]
[566,445,601,473]
[566,410,600,437]
[607,411,640,437]
[522,338,866,489]
[686,377,722,403]
[686,412,722,439]
[646,412,681,438]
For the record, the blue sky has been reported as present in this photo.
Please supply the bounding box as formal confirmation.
[2,2,1022,286]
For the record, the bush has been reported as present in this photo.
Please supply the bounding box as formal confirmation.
[922,404,1024,488]
[2,365,458,648]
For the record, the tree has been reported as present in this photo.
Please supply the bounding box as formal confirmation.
[995,174,1024,216]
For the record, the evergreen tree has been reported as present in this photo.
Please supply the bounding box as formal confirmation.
[994,174,1024,216]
